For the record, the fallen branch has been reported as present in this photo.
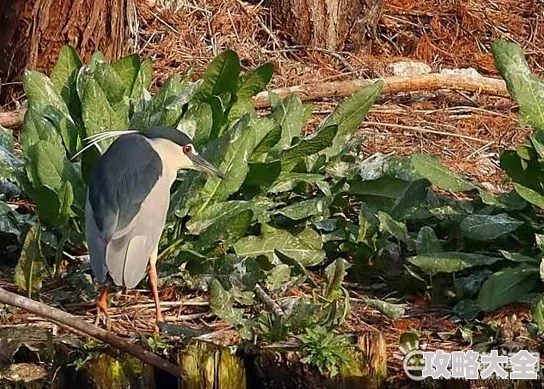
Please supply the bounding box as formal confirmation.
[0,287,183,378]
[252,73,509,108]
[254,283,284,318]
[0,73,510,129]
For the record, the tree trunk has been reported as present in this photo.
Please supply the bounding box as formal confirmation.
[270,0,384,51]
[0,0,138,104]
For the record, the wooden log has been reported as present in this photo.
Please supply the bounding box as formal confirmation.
[0,73,510,129]
[270,0,384,51]
[245,331,387,389]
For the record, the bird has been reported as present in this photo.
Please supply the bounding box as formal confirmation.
[82,126,224,331]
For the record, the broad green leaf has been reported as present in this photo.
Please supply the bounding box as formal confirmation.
[199,50,240,99]
[21,105,64,153]
[348,176,409,199]
[237,63,273,99]
[391,179,430,219]
[22,70,70,117]
[0,201,26,237]
[234,226,325,266]
[192,115,256,214]
[243,161,281,190]
[377,211,414,249]
[271,94,312,148]
[266,264,291,292]
[92,59,126,105]
[499,250,540,264]
[250,125,281,161]
[530,131,544,158]
[111,54,141,95]
[533,295,544,330]
[460,213,523,241]
[50,45,82,118]
[364,298,405,319]
[319,80,383,157]
[182,101,213,147]
[209,278,245,325]
[197,210,253,249]
[407,252,502,275]
[411,154,475,192]
[187,198,273,235]
[492,40,544,130]
[324,258,347,299]
[277,197,332,221]
[130,57,153,107]
[416,226,443,255]
[81,77,127,141]
[281,125,338,168]
[26,141,70,191]
[14,224,47,297]
[22,71,78,153]
[513,183,544,209]
[268,172,325,193]
[454,300,481,321]
[477,263,539,312]
[0,126,24,187]
[455,270,494,297]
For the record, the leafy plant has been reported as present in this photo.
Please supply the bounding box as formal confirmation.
[298,326,351,378]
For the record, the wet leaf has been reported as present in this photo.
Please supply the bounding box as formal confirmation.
[276,196,333,221]
[411,154,475,192]
[234,226,325,266]
[460,213,523,241]
[492,40,544,130]
[513,183,544,209]
[14,224,48,297]
[416,226,442,255]
[477,263,540,312]
[407,252,502,275]
[209,278,244,325]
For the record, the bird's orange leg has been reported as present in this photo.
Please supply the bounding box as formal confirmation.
[94,286,110,327]
[148,251,164,333]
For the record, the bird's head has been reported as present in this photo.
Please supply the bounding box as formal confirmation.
[142,126,225,179]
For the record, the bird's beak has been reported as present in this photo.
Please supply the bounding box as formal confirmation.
[189,154,225,179]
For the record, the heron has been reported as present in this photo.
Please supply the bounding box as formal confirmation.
[82,127,224,330]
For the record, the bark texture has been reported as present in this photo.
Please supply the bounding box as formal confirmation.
[0,0,138,102]
[271,0,384,51]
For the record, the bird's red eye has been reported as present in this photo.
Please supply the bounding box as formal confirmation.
[183,145,192,154]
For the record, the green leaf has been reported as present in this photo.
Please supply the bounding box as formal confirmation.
[324,258,347,299]
[50,45,82,118]
[271,94,312,148]
[111,54,141,95]
[416,226,443,255]
[243,161,281,190]
[281,125,338,168]
[391,179,430,219]
[268,172,325,194]
[513,183,544,209]
[192,115,256,213]
[266,264,291,292]
[92,59,126,105]
[81,77,127,140]
[199,50,240,99]
[532,295,544,331]
[499,250,540,264]
[492,40,544,130]
[234,226,325,267]
[377,211,414,249]
[411,154,475,192]
[276,197,333,221]
[319,80,383,157]
[460,213,523,241]
[349,176,409,199]
[364,298,405,319]
[130,57,153,107]
[237,63,273,99]
[209,278,245,325]
[14,224,47,297]
[182,101,213,147]
[477,263,540,312]
[407,252,502,275]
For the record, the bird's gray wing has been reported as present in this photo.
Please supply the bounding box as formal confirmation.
[85,134,165,287]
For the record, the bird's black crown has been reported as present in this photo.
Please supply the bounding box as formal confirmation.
[140,126,193,147]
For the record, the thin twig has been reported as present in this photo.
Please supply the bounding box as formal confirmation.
[362,121,491,144]
[0,287,183,378]
[253,284,284,318]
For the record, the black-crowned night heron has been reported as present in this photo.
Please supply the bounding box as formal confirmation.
[83,127,224,330]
